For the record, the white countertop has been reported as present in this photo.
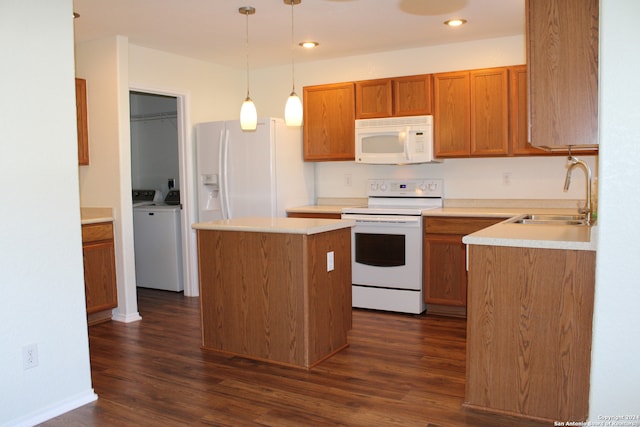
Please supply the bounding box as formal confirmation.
[80,207,114,224]
[462,217,597,251]
[192,217,355,235]
[287,202,597,251]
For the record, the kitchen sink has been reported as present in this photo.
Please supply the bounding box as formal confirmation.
[509,214,589,226]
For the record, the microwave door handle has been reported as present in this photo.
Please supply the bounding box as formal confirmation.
[403,129,411,161]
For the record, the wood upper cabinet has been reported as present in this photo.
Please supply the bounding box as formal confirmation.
[303,82,355,161]
[469,67,509,156]
[526,0,599,149]
[509,65,548,155]
[423,216,507,317]
[433,71,471,157]
[75,78,89,165]
[82,222,117,321]
[434,68,511,158]
[355,74,433,119]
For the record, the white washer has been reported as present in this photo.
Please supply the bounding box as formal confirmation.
[133,204,184,292]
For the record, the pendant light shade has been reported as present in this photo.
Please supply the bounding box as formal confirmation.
[284,0,303,127]
[240,97,257,130]
[239,6,257,131]
[285,92,303,126]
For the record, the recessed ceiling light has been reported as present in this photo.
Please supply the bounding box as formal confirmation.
[444,19,467,27]
[299,41,319,49]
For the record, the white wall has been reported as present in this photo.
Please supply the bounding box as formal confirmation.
[130,93,180,195]
[252,35,596,202]
[0,1,96,425]
[589,0,640,418]
[76,36,141,323]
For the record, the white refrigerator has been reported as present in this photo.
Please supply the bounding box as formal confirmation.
[195,117,315,221]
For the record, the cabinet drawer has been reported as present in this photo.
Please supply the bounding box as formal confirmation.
[424,216,506,235]
[82,222,114,243]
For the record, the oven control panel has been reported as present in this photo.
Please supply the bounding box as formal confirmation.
[367,179,443,198]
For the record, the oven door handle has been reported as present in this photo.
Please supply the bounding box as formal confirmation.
[342,214,422,224]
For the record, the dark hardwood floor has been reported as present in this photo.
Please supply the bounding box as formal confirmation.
[41,289,549,426]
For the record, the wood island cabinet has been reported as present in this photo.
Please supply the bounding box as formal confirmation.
[423,216,506,317]
[303,82,355,161]
[82,222,117,324]
[196,224,352,369]
[526,0,599,150]
[465,245,595,422]
[75,78,89,165]
[355,74,433,119]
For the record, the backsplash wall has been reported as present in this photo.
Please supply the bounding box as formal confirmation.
[315,155,598,203]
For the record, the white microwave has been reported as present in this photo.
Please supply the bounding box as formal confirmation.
[355,115,440,164]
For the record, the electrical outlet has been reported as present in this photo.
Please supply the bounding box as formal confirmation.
[502,172,512,186]
[23,344,39,370]
[327,251,334,272]
[344,174,352,187]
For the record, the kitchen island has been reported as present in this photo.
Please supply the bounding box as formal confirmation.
[462,218,596,422]
[193,217,354,369]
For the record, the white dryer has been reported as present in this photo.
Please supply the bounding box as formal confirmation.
[132,190,184,292]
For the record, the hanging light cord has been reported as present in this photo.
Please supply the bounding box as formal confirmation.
[290,2,296,94]
[245,9,251,99]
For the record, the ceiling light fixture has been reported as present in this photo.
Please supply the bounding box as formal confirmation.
[444,19,467,27]
[239,6,257,131]
[284,0,303,127]
[299,41,318,49]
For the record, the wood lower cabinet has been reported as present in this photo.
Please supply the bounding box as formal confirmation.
[465,244,595,422]
[527,0,599,150]
[303,82,355,161]
[82,222,117,324]
[423,216,506,317]
[287,211,342,220]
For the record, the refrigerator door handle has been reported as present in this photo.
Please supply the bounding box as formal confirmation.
[220,129,232,219]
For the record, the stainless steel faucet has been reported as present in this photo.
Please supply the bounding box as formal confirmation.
[563,155,592,224]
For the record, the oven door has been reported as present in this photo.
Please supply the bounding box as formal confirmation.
[343,214,422,290]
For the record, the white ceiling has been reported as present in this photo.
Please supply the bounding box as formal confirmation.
[72,0,525,69]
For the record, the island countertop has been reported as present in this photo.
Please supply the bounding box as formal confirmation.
[192,217,355,235]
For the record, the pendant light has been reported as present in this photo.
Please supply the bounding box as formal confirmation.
[239,6,257,131]
[284,0,303,127]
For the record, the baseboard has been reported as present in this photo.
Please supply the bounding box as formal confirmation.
[4,389,97,427]
[111,310,142,323]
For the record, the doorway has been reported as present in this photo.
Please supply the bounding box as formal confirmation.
[128,89,195,297]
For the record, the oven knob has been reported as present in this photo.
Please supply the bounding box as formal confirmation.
[379,183,388,191]
[428,183,437,191]
[370,182,378,191]
[419,183,427,191]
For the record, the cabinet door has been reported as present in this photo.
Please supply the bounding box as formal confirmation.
[470,68,509,156]
[355,79,392,119]
[526,0,599,149]
[509,65,546,155]
[393,74,433,116]
[433,71,470,157]
[83,241,117,314]
[423,234,467,306]
[303,83,355,161]
[75,78,89,165]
